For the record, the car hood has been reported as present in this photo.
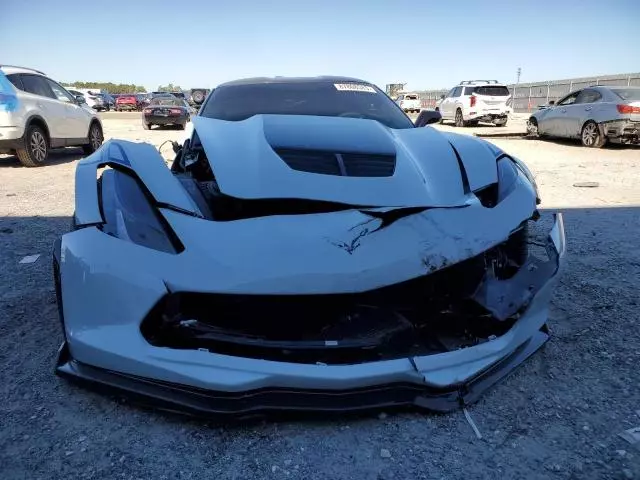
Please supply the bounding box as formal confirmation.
[192,115,499,208]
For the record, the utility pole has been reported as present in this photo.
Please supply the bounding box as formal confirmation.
[513,67,521,112]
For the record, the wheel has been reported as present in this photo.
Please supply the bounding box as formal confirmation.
[16,124,49,167]
[143,122,151,130]
[455,109,467,127]
[526,118,539,136]
[495,118,508,127]
[82,122,104,155]
[581,121,606,148]
[177,122,186,130]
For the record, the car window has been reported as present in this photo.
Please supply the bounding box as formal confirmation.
[5,73,24,91]
[557,91,579,106]
[575,89,602,104]
[474,86,510,96]
[463,87,475,95]
[446,88,455,98]
[405,94,418,100]
[44,78,75,103]
[20,74,55,98]
[201,81,415,129]
[452,87,462,97]
[611,88,640,102]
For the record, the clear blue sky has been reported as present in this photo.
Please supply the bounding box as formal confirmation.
[2,0,639,92]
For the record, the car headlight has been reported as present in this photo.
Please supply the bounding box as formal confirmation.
[99,169,183,254]
[509,156,541,204]
[497,157,518,202]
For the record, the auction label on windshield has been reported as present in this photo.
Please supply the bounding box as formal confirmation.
[334,83,376,93]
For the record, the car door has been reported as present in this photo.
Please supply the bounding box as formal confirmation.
[19,74,69,139]
[43,77,91,140]
[440,88,455,118]
[541,91,580,137]
[567,89,602,138]
[551,90,581,137]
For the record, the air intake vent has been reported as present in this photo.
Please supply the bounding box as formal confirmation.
[275,148,396,177]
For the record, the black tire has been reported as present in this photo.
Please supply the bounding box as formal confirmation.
[177,122,186,130]
[454,109,467,127]
[581,121,606,148]
[16,124,49,167]
[82,122,104,155]
[143,121,151,130]
[495,118,508,127]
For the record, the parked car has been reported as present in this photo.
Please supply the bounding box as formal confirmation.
[0,65,103,166]
[141,95,191,130]
[437,80,512,127]
[54,76,566,417]
[527,86,640,147]
[395,92,421,113]
[136,93,150,109]
[115,94,138,111]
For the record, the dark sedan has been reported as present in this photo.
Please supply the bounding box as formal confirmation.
[142,97,191,130]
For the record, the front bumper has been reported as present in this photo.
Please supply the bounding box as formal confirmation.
[54,213,566,417]
[116,104,138,111]
[467,111,510,122]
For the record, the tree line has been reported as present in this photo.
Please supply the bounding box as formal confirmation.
[62,81,147,94]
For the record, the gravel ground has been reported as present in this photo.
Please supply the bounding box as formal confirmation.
[1,112,640,480]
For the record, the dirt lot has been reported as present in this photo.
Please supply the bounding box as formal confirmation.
[1,112,639,480]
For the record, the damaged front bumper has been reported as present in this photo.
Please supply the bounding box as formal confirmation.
[55,213,566,417]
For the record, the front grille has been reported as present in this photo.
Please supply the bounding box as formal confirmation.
[275,148,396,177]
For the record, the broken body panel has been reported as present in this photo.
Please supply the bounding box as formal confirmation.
[56,115,566,417]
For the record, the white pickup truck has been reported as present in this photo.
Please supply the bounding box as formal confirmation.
[395,92,422,114]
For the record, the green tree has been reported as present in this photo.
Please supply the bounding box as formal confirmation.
[62,81,147,94]
[157,83,183,92]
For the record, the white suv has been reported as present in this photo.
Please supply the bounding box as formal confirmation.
[0,65,104,167]
[436,80,512,127]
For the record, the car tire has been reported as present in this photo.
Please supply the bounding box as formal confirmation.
[82,122,104,155]
[581,121,606,148]
[143,122,151,130]
[177,122,186,130]
[526,118,539,136]
[191,89,206,104]
[495,118,508,127]
[455,109,467,127]
[16,124,49,167]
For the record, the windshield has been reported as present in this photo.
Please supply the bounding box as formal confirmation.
[150,97,183,106]
[200,80,414,129]
[612,88,640,102]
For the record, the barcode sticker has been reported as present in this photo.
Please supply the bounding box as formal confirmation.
[334,83,376,93]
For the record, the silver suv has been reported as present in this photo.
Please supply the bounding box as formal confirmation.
[0,65,103,167]
[436,80,512,127]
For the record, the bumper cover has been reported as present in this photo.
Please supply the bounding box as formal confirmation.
[56,328,549,417]
[54,211,566,417]
[145,114,189,125]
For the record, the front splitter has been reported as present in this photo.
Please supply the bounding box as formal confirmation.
[55,328,548,419]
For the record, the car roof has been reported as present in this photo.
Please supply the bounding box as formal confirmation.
[217,76,373,88]
[0,65,47,76]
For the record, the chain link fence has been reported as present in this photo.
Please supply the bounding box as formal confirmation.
[413,73,640,113]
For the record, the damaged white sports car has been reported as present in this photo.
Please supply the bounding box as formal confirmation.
[54,76,566,417]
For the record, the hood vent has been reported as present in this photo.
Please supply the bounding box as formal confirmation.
[274,148,396,177]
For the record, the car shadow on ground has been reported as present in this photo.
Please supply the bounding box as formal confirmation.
[0,147,85,168]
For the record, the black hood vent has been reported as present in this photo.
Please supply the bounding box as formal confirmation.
[274,148,396,177]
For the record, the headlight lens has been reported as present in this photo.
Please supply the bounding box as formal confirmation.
[497,157,518,202]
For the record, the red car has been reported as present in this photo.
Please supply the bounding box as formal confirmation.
[115,95,138,112]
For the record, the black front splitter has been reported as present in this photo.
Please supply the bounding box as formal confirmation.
[55,329,548,420]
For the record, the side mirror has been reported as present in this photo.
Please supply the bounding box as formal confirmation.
[440,94,445,100]
[414,110,442,127]
[75,95,86,104]
[548,100,555,106]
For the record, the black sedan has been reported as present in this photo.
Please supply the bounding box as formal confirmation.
[142,97,191,130]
